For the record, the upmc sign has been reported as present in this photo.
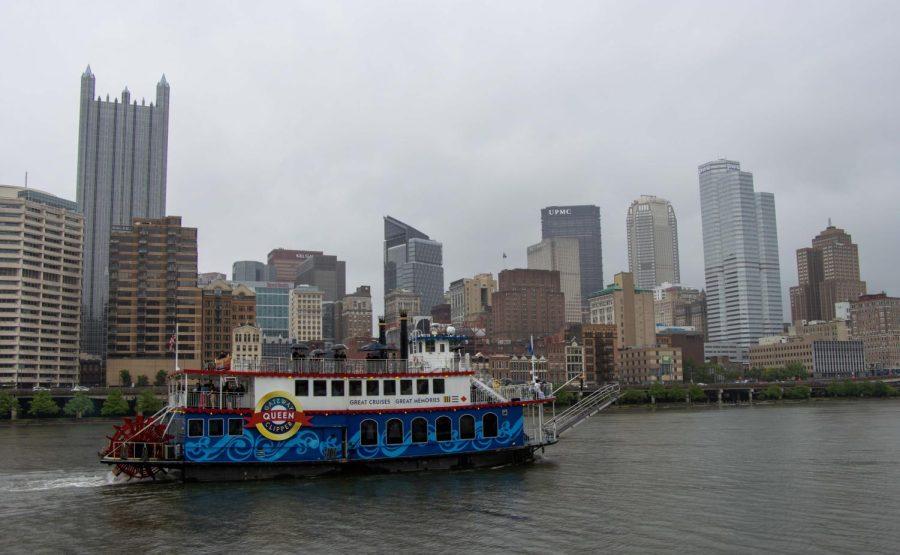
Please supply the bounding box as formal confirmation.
[546,208,572,216]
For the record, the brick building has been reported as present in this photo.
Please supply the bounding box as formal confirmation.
[200,279,256,366]
[491,269,565,341]
[106,216,202,385]
[850,293,899,371]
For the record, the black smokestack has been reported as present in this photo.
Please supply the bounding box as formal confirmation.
[400,312,408,360]
[378,317,386,345]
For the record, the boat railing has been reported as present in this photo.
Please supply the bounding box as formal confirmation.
[106,441,182,462]
[184,392,253,410]
[230,357,472,375]
[469,377,554,404]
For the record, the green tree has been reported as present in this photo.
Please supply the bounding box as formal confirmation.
[784,385,811,399]
[666,385,686,402]
[119,369,132,387]
[154,370,168,386]
[619,389,648,404]
[28,391,60,417]
[687,384,706,402]
[136,375,149,387]
[762,384,783,400]
[870,382,896,397]
[0,391,20,417]
[135,390,163,415]
[648,382,666,401]
[101,390,130,416]
[63,393,95,418]
[784,362,808,379]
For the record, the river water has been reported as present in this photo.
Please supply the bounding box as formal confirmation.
[1,400,898,554]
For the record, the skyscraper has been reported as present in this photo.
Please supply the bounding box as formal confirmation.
[699,159,783,361]
[383,216,444,314]
[76,66,170,358]
[106,217,201,385]
[527,238,582,323]
[232,260,267,282]
[790,223,866,322]
[296,254,346,302]
[0,185,83,388]
[266,249,322,282]
[626,195,680,289]
[540,206,603,317]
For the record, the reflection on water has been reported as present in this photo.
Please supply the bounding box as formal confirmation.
[1,401,899,552]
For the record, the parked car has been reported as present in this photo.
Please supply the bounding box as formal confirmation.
[71,385,89,392]
[32,385,50,391]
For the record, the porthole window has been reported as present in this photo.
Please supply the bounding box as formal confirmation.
[360,419,378,446]
[366,380,380,396]
[349,380,362,396]
[208,418,224,437]
[459,415,475,440]
[436,416,452,442]
[331,380,345,396]
[432,378,445,394]
[412,417,428,443]
[313,380,327,396]
[386,418,404,445]
[383,380,397,395]
[482,413,498,438]
[187,419,203,437]
[400,379,413,395]
[228,418,244,436]
[295,379,309,396]
[416,379,429,395]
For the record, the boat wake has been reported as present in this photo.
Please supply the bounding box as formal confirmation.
[0,469,175,492]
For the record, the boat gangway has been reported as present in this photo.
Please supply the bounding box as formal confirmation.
[543,382,621,441]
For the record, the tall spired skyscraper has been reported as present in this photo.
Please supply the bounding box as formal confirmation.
[626,195,680,289]
[699,159,783,361]
[76,66,170,357]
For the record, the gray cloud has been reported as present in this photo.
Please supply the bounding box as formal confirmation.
[1,0,898,317]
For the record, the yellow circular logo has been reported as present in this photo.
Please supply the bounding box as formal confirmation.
[246,391,311,441]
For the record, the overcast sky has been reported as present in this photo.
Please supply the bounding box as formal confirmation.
[1,1,898,318]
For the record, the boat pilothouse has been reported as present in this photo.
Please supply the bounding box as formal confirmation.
[99,323,562,482]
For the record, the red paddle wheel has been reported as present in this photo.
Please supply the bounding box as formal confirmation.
[101,415,173,480]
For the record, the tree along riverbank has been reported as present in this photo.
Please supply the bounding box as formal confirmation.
[0,389,164,421]
[551,380,899,408]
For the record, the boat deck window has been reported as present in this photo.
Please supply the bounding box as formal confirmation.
[208,418,224,437]
[313,380,327,397]
[366,380,380,396]
[331,380,345,396]
[400,379,413,395]
[433,378,445,394]
[228,418,244,436]
[459,415,475,440]
[412,417,428,443]
[482,413,498,438]
[349,380,362,396]
[187,419,203,437]
[386,419,403,445]
[383,380,396,396]
[416,379,429,395]
[360,419,378,446]
[295,379,309,397]
[436,416,452,442]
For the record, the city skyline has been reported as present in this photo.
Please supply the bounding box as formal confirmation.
[0,3,897,321]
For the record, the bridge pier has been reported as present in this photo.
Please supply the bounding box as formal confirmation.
[717,388,723,406]
[748,389,753,405]
[10,404,16,420]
